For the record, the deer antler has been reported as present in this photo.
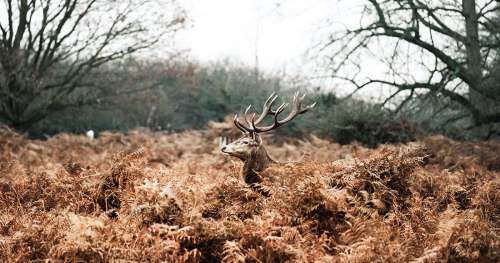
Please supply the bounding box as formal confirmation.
[234,92,316,134]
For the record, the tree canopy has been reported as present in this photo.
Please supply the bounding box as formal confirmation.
[0,0,186,130]
[321,0,500,130]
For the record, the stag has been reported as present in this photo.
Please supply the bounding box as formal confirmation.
[220,92,316,185]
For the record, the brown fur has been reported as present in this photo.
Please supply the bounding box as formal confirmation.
[224,92,316,186]
[242,145,275,184]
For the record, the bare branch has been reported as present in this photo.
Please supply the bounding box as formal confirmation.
[0,0,186,129]
[319,0,500,127]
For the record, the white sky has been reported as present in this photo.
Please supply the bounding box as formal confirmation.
[174,0,389,98]
[177,0,338,74]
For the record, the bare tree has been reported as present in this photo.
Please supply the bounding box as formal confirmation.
[321,0,500,129]
[0,0,186,130]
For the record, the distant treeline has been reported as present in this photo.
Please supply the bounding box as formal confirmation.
[26,59,493,146]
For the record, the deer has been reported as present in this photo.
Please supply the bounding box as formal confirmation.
[220,92,316,186]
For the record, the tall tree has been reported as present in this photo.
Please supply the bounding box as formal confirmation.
[321,0,500,129]
[0,0,186,130]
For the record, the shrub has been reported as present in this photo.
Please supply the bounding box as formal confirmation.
[25,58,420,147]
[288,94,419,147]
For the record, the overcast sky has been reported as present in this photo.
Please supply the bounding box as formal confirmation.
[177,0,339,74]
[174,0,394,99]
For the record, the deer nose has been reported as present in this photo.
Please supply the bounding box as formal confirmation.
[221,146,227,152]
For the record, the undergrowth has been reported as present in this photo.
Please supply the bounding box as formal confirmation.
[0,126,498,262]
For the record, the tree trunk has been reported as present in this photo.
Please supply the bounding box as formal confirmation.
[462,0,496,124]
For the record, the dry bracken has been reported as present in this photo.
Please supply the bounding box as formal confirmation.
[0,127,498,262]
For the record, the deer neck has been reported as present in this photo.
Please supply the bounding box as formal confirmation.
[242,145,275,184]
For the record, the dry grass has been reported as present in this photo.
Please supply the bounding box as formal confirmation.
[0,126,498,262]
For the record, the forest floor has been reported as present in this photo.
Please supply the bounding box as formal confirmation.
[0,124,499,262]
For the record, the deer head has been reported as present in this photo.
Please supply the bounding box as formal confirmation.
[220,92,316,184]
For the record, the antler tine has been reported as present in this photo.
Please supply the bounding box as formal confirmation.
[244,105,252,115]
[290,91,315,113]
[300,101,316,113]
[245,113,256,128]
[232,92,315,134]
[243,105,253,126]
[253,92,279,125]
[251,92,316,133]
[264,92,278,108]
[234,114,251,133]
[276,102,288,114]
[237,93,281,130]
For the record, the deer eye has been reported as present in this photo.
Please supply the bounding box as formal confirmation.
[242,141,249,144]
